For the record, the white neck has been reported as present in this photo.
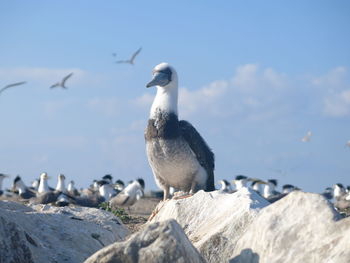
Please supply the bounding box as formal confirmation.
[38,178,49,193]
[56,177,66,192]
[67,182,75,192]
[263,184,274,198]
[334,186,344,199]
[150,83,178,119]
[220,181,227,190]
[253,184,261,193]
[235,180,247,190]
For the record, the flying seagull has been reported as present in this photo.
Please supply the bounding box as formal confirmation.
[345,140,350,148]
[301,131,312,142]
[145,63,215,201]
[116,47,142,65]
[0,81,26,95]
[50,73,73,89]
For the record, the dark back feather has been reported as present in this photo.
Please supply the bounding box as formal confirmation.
[179,120,215,191]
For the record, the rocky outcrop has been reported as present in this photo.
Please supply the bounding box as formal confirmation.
[0,201,129,263]
[84,219,206,263]
[149,188,270,263]
[230,191,350,263]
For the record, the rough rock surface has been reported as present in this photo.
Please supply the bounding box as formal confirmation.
[149,188,270,263]
[0,201,129,263]
[230,191,350,263]
[84,219,206,263]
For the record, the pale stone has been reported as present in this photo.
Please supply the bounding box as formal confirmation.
[84,219,206,263]
[149,188,270,263]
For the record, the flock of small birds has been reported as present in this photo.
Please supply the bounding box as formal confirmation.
[0,173,145,211]
[0,173,349,217]
[0,47,142,95]
[217,175,350,215]
[301,130,350,148]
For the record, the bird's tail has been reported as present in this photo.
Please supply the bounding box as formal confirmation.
[205,170,215,191]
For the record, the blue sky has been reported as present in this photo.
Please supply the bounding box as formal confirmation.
[0,1,349,192]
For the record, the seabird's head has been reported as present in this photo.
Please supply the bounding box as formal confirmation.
[235,175,248,181]
[40,172,49,181]
[0,173,10,182]
[268,179,278,187]
[333,183,346,199]
[58,174,66,181]
[115,179,124,186]
[221,179,230,187]
[136,178,145,189]
[282,184,295,193]
[346,185,350,193]
[14,175,21,184]
[103,174,113,183]
[146,63,177,88]
[114,179,125,191]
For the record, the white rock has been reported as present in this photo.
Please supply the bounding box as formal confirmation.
[84,219,206,263]
[230,191,350,263]
[149,188,270,263]
[0,201,129,263]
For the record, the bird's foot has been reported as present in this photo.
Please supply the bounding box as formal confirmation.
[172,192,193,200]
[148,199,167,222]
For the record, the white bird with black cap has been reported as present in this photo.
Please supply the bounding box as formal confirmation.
[145,63,215,200]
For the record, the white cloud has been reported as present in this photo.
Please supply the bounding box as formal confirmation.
[311,66,347,91]
[133,64,350,121]
[43,98,76,118]
[132,93,154,108]
[324,90,350,117]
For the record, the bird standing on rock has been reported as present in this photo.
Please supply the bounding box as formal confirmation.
[145,63,215,201]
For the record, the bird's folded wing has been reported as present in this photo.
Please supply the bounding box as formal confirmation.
[179,120,215,190]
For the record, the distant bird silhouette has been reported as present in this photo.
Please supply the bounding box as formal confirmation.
[301,131,312,142]
[0,81,26,95]
[116,47,142,65]
[345,140,350,148]
[50,73,73,89]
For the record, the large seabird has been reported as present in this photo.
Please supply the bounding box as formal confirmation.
[145,63,215,200]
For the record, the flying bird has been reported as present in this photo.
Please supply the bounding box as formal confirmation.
[145,63,215,201]
[116,47,142,65]
[0,81,26,95]
[345,140,350,148]
[50,73,73,89]
[301,131,312,142]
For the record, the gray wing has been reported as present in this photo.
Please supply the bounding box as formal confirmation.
[50,82,60,89]
[130,47,142,63]
[0,81,26,94]
[61,73,73,86]
[116,60,130,64]
[179,120,215,191]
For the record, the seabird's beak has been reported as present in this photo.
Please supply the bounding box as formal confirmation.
[146,72,170,88]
